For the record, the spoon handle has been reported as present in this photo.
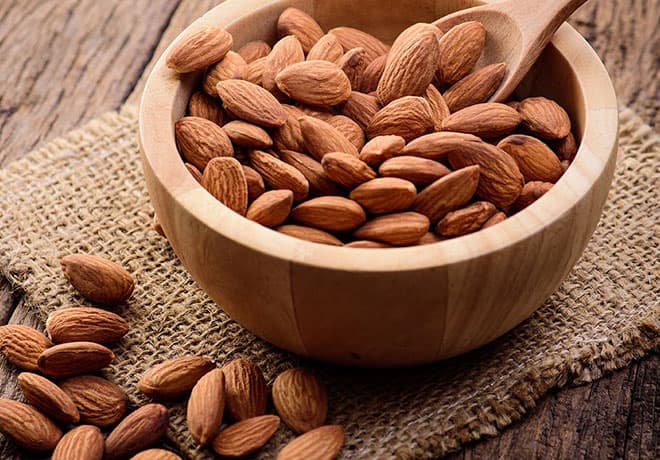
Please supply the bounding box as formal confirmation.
[499,0,588,43]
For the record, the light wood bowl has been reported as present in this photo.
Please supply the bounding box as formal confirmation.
[139,0,618,366]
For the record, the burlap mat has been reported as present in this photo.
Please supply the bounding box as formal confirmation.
[0,104,657,459]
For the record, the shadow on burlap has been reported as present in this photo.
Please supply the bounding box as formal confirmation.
[0,105,657,459]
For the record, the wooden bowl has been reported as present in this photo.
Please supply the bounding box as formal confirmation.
[139,0,618,366]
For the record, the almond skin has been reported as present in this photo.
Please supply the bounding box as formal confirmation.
[202,157,249,216]
[243,165,266,202]
[443,62,507,112]
[188,91,226,126]
[272,368,328,434]
[482,211,507,229]
[222,358,268,421]
[401,131,481,161]
[413,165,480,223]
[441,103,521,138]
[203,51,248,96]
[519,96,571,139]
[329,26,390,64]
[340,91,381,132]
[216,80,287,128]
[38,342,114,378]
[185,163,203,184]
[514,181,553,211]
[299,116,359,159]
[273,105,306,152]
[104,404,169,460]
[277,425,344,460]
[52,425,104,460]
[247,190,294,228]
[278,150,341,196]
[292,197,366,232]
[131,449,182,460]
[246,56,267,85]
[187,368,225,445]
[59,375,128,427]
[321,152,377,188]
[276,60,352,106]
[223,120,273,149]
[276,225,343,246]
[497,134,563,183]
[175,116,233,170]
[328,115,365,150]
[60,253,134,306]
[435,21,486,85]
[354,212,430,246]
[46,306,129,344]
[436,201,498,236]
[367,96,434,142]
[277,7,324,53]
[552,132,578,161]
[0,399,62,452]
[307,34,344,62]
[138,355,215,400]
[350,178,417,214]
[337,47,368,90]
[0,325,52,371]
[18,372,79,424]
[249,149,310,201]
[379,156,451,187]
[425,84,450,131]
[237,40,272,63]
[262,35,306,95]
[167,25,233,73]
[360,54,387,93]
[359,135,405,167]
[213,415,280,457]
[415,232,448,245]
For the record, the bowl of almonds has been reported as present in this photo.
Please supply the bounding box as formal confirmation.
[139,0,618,366]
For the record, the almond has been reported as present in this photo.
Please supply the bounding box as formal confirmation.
[104,404,169,460]
[329,26,389,63]
[299,116,359,159]
[59,375,128,427]
[272,368,327,434]
[441,102,521,138]
[185,162,203,184]
[344,240,392,248]
[327,115,365,150]
[413,165,480,222]
[291,197,366,232]
[321,152,376,188]
[436,201,497,236]
[377,23,440,105]
[0,399,62,451]
[131,449,182,460]
[514,181,553,211]
[435,21,486,85]
[367,96,434,141]
[482,211,507,229]
[379,156,450,187]
[262,35,305,96]
[360,54,387,93]
[273,105,306,152]
[38,342,114,378]
[359,135,405,167]
[354,212,430,245]
[18,372,79,424]
[188,91,226,126]
[401,131,480,161]
[175,116,233,170]
[138,355,215,400]
[552,132,578,161]
[60,253,134,306]
[277,425,344,460]
[249,149,310,201]
[350,178,417,214]
[247,190,294,227]
[448,140,523,207]
[425,84,450,130]
[276,60,352,106]
[46,307,129,344]
[203,51,248,96]
[297,104,336,121]
[276,225,343,246]
[223,120,273,149]
[338,91,381,131]
[242,165,265,201]
[337,47,368,90]
[213,415,280,457]
[222,358,268,421]
[307,34,344,62]
[202,157,248,215]
[416,232,448,245]
[187,368,225,445]
[52,425,104,460]
[277,7,324,53]
[237,40,272,63]
[279,150,342,196]
[497,134,563,182]
[167,25,233,73]
[443,63,507,112]
[519,96,571,139]
[246,56,267,85]
[153,215,164,237]
[0,325,52,371]
[216,80,287,127]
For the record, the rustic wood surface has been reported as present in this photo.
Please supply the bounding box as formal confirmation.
[0,0,657,458]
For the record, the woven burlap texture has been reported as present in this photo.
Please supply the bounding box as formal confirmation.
[0,104,658,459]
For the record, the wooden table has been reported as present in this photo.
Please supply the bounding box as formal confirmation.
[0,1,657,458]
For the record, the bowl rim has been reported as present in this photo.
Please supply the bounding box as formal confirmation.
[139,0,618,273]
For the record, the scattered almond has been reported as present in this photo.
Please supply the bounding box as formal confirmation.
[187,368,225,445]
[0,399,62,452]
[38,342,114,378]
[222,358,268,421]
[18,372,79,424]
[104,404,169,460]
[212,415,280,457]
[138,355,215,400]
[277,425,344,460]
[272,368,328,434]
[46,306,129,344]
[59,375,128,427]
[52,425,104,460]
[0,325,52,371]
[60,253,134,306]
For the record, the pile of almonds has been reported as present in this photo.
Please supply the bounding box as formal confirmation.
[0,253,342,459]
[168,7,577,248]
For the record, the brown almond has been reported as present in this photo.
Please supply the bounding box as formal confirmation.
[497,134,563,182]
[519,96,571,139]
[425,84,450,131]
[216,80,287,127]
[443,63,507,112]
[237,40,272,63]
[344,240,392,248]
[299,116,359,159]
[276,225,343,246]
[167,25,233,73]
[514,181,553,211]
[321,152,376,188]
[379,156,450,187]
[187,368,225,445]
[0,325,52,371]
[552,132,578,161]
[104,404,169,460]
[61,253,134,306]
[247,190,294,227]
[203,51,248,96]
[276,60,352,106]
[46,306,128,344]
[329,26,389,63]
[38,342,114,378]
[249,149,310,201]
[185,162,203,184]
[223,120,273,149]
[202,157,248,215]
[401,131,480,161]
[435,21,486,85]
[138,355,215,400]
[359,135,405,167]
[52,425,104,460]
[59,375,128,427]
[273,105,306,152]
[416,232,448,245]
[277,425,344,460]
[354,212,430,246]
[307,34,344,62]
[188,91,226,126]
[377,23,440,105]
[441,103,521,138]
[436,201,497,236]
[448,140,524,208]
[279,150,342,196]
[327,115,365,150]
[222,358,268,421]
[350,178,417,214]
[338,91,381,131]
[367,96,434,141]
[242,165,266,202]
[506,100,521,110]
[246,56,267,85]
[291,197,366,232]
[213,415,280,457]
[131,449,182,460]
[482,211,507,229]
[175,116,234,170]
[277,7,324,53]
[262,35,306,96]
[360,54,387,93]
[18,372,79,424]
[296,105,336,120]
[0,399,62,452]
[337,47,368,90]
[273,368,327,434]
[413,165,480,222]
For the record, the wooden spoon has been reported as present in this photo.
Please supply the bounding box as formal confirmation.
[434,0,588,102]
